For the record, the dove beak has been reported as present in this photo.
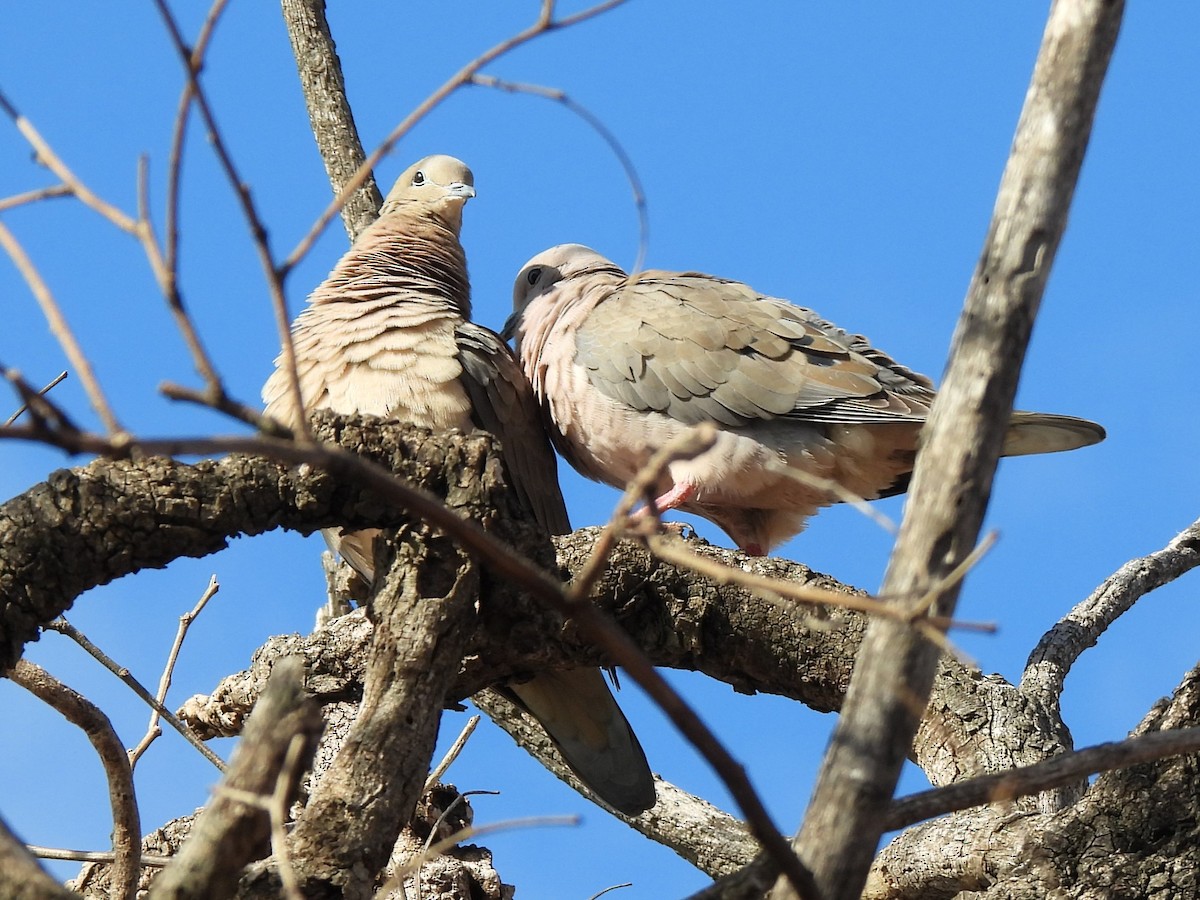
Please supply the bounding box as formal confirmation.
[447,182,475,200]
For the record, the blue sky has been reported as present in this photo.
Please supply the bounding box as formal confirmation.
[1,3,1197,897]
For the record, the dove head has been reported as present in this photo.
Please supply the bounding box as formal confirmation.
[508,244,625,321]
[380,155,475,228]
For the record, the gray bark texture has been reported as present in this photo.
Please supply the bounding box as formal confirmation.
[3,413,1198,898]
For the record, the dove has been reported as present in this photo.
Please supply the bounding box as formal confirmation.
[505,243,1106,557]
[263,162,655,815]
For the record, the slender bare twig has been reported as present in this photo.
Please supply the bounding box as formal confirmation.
[0,219,123,434]
[11,659,141,900]
[271,735,311,900]
[1,365,81,435]
[412,789,496,900]
[46,617,226,772]
[424,715,481,793]
[3,370,67,427]
[883,725,1200,832]
[0,89,138,234]
[129,574,221,771]
[588,885,634,900]
[1021,516,1200,707]
[469,74,650,272]
[159,380,291,435]
[156,0,233,398]
[646,535,997,637]
[149,0,307,438]
[280,0,631,278]
[0,183,71,212]
[26,846,173,867]
[568,424,718,607]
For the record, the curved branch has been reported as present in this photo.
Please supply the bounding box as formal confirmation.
[1021,516,1200,710]
[10,660,140,900]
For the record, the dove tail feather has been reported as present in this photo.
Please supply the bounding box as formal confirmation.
[505,670,656,815]
[1003,412,1107,457]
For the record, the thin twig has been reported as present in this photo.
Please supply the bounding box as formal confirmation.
[0,219,123,434]
[46,617,226,772]
[424,715,481,793]
[0,183,72,212]
[588,885,634,900]
[129,574,221,771]
[883,725,1200,832]
[280,0,631,278]
[155,0,233,398]
[646,535,996,637]
[150,0,305,437]
[3,370,67,427]
[0,88,138,233]
[11,659,141,900]
[271,734,311,900]
[26,846,173,867]
[469,74,649,272]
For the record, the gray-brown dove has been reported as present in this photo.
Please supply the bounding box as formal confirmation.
[505,243,1106,556]
[263,162,655,815]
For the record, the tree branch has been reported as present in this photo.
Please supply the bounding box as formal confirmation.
[147,657,322,900]
[784,2,1125,897]
[1021,515,1200,710]
[10,660,141,900]
[279,0,383,241]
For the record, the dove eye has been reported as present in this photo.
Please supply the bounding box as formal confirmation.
[526,267,542,286]
[412,170,426,186]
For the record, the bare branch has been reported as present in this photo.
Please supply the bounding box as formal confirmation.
[149,0,306,437]
[281,539,478,897]
[0,184,71,213]
[280,0,632,277]
[129,574,222,770]
[424,715,481,793]
[45,618,226,772]
[11,659,141,900]
[469,74,649,272]
[885,724,1200,833]
[3,370,67,427]
[0,88,138,233]
[1021,515,1200,708]
[147,657,321,900]
[0,220,123,434]
[279,0,383,241]
[783,3,1126,897]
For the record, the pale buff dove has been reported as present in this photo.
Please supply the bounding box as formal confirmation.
[505,244,1106,556]
[263,162,655,814]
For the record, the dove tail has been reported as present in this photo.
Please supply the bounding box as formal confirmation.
[1002,412,1106,457]
[505,669,656,815]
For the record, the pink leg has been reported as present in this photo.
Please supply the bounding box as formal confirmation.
[630,480,695,522]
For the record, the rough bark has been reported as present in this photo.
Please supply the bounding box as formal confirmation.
[4,414,1197,898]
[279,0,383,240]
[783,2,1125,897]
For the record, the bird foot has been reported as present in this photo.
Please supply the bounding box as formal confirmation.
[632,481,695,518]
